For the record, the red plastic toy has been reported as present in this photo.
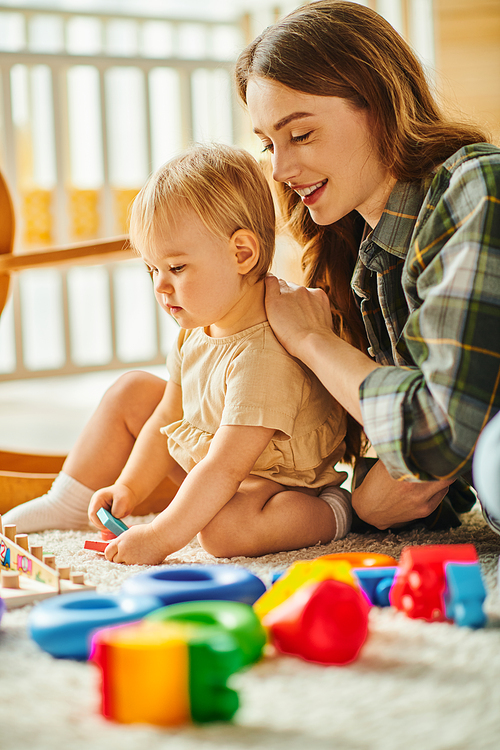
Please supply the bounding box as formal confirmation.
[262,578,370,665]
[390,544,478,622]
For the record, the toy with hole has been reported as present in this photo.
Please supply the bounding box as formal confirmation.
[0,517,95,608]
[121,564,266,606]
[147,599,266,667]
[28,591,163,659]
[90,617,245,726]
[444,561,487,629]
[390,544,479,622]
[262,578,370,665]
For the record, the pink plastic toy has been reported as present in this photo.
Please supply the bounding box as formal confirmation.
[262,578,370,665]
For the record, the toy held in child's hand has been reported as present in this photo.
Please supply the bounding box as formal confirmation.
[262,578,370,665]
[96,508,128,536]
[90,607,255,725]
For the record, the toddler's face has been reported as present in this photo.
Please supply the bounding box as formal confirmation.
[140,207,246,334]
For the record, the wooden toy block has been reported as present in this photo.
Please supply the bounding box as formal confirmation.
[96,508,128,536]
[0,523,96,609]
[84,540,109,553]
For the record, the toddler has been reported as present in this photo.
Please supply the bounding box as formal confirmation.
[4,144,351,565]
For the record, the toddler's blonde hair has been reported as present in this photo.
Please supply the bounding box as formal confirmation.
[129,143,276,280]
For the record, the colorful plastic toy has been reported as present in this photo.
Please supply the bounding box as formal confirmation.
[253,558,357,620]
[121,564,266,606]
[352,567,397,607]
[147,599,266,667]
[28,591,163,659]
[262,578,370,665]
[390,544,479,622]
[0,595,5,624]
[96,508,129,536]
[444,562,487,629]
[90,617,245,725]
[317,552,398,569]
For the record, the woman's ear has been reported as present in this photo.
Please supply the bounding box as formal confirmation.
[230,229,260,276]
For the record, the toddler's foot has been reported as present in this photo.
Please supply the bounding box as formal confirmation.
[319,485,352,540]
[1,472,94,533]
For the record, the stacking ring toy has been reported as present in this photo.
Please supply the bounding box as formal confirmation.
[120,564,266,606]
[147,599,267,666]
[28,591,162,660]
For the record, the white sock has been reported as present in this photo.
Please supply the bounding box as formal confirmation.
[319,485,352,540]
[1,472,94,533]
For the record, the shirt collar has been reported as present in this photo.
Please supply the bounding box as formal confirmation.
[360,179,429,262]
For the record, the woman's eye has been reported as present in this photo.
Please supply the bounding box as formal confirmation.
[292,132,311,143]
[261,142,274,154]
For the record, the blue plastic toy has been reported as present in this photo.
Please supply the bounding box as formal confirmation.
[352,567,397,607]
[96,508,129,536]
[120,564,266,606]
[444,562,487,629]
[28,591,163,659]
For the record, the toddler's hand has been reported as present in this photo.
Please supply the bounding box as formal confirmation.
[105,523,167,565]
[88,484,138,531]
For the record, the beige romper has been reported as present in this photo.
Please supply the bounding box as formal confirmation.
[162,322,347,488]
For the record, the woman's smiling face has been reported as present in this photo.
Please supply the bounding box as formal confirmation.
[246,77,396,229]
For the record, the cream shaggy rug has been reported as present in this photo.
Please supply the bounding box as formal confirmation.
[1,503,500,750]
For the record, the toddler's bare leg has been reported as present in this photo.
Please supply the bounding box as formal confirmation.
[198,476,349,558]
[63,371,168,490]
[2,371,169,532]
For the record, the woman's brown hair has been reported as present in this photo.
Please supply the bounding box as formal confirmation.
[235,0,488,461]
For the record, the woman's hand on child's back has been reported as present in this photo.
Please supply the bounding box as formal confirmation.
[88,483,138,531]
[265,275,334,359]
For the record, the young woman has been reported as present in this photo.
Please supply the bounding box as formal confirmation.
[235,0,500,533]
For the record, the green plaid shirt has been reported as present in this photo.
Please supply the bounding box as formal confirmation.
[355,143,500,483]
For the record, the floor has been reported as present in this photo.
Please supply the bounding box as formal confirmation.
[0,366,167,454]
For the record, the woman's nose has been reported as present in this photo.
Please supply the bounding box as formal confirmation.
[272,146,299,184]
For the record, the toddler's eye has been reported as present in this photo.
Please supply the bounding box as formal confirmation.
[170,265,185,274]
[145,265,157,277]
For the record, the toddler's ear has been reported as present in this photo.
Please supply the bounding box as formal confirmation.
[231,229,260,275]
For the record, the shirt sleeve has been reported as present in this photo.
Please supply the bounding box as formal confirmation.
[221,347,310,438]
[359,153,500,482]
